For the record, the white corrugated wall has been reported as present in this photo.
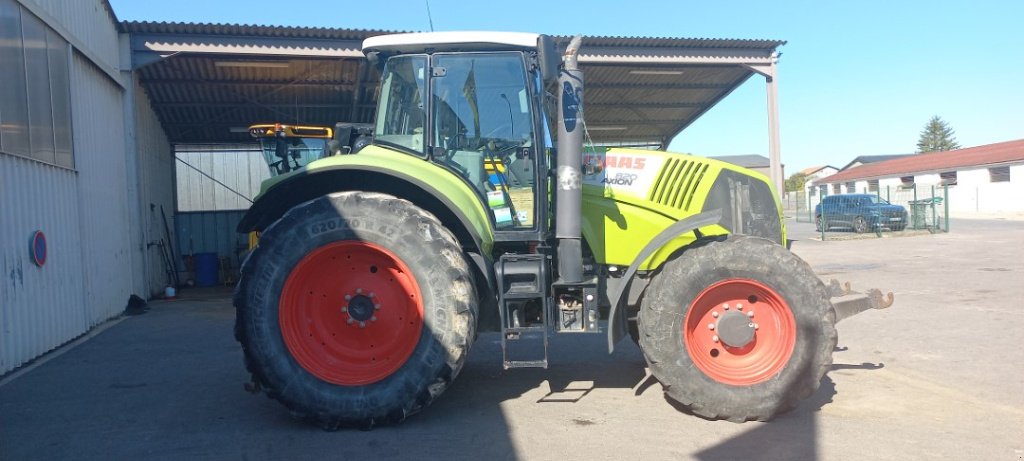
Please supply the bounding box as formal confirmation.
[1,0,175,375]
[132,75,176,295]
[70,52,134,327]
[0,156,87,373]
[1,0,127,375]
[175,145,268,212]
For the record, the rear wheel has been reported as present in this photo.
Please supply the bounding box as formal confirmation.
[853,216,869,233]
[234,192,477,429]
[637,235,836,421]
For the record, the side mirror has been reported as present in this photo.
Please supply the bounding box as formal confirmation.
[537,35,560,85]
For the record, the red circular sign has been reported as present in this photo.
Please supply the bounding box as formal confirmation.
[30,231,46,267]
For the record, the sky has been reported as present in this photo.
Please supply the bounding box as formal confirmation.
[108,0,1024,174]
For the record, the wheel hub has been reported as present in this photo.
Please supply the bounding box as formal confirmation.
[278,240,424,386]
[344,293,378,322]
[716,310,755,348]
[683,278,796,386]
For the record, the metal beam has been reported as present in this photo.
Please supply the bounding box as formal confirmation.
[587,82,731,90]
[585,119,684,126]
[140,78,359,88]
[586,102,703,109]
[578,47,776,65]
[130,33,364,69]
[759,57,784,196]
[153,102,373,109]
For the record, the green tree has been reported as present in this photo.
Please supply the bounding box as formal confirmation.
[784,172,808,192]
[916,115,961,152]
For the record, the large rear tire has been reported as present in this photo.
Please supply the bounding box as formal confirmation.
[234,192,477,429]
[637,235,836,422]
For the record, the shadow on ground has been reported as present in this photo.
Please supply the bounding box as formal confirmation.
[0,289,885,460]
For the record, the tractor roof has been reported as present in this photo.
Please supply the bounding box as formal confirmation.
[362,31,540,54]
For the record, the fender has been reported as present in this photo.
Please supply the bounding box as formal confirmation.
[606,209,722,352]
[237,161,498,299]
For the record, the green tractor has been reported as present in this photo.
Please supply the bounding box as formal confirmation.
[234,32,890,429]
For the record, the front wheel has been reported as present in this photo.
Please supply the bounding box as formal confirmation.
[637,235,836,422]
[234,192,477,429]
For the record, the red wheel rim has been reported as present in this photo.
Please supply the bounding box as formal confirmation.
[279,241,424,386]
[683,278,796,386]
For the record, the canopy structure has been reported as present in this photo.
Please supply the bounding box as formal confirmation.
[124,22,786,190]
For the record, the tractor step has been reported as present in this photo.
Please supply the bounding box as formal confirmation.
[496,253,550,370]
[503,359,548,369]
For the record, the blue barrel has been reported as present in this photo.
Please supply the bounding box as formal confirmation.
[194,252,219,287]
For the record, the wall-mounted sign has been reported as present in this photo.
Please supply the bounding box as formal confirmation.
[30,231,46,267]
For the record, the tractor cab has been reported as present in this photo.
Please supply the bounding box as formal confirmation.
[249,123,333,176]
[365,32,559,231]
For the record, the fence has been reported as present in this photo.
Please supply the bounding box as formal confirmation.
[784,185,949,240]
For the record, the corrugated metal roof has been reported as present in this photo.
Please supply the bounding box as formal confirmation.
[125,22,784,146]
[121,21,400,40]
[799,165,838,176]
[838,154,913,171]
[814,139,1024,185]
[121,21,784,50]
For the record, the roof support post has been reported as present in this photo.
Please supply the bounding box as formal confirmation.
[744,53,783,196]
[765,55,783,197]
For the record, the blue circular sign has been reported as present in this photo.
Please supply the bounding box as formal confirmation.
[30,231,46,267]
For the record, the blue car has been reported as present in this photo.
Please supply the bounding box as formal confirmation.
[815,194,908,233]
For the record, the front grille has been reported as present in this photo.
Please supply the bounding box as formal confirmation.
[649,158,709,211]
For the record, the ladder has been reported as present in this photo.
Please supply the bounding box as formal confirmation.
[496,253,549,369]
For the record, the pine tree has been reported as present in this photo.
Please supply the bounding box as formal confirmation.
[916,115,961,153]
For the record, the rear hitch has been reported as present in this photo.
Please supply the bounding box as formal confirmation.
[827,279,895,323]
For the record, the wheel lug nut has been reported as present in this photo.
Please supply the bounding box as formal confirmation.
[370,316,377,322]
[737,304,743,311]
[356,288,363,294]
[341,307,348,313]
[344,295,352,301]
[708,323,715,330]
[723,304,729,310]
[374,304,381,310]
[368,292,375,298]
[712,335,719,343]
[359,321,366,328]
[712,312,719,318]
[747,311,754,317]
[346,318,355,325]
[753,323,759,330]
[748,322,754,328]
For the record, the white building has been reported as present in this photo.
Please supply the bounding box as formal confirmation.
[812,139,1024,214]
[0,0,174,374]
[798,165,838,197]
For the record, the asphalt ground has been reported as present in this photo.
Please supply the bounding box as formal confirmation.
[2,218,1022,461]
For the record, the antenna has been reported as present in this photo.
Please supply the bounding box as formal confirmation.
[425,0,435,31]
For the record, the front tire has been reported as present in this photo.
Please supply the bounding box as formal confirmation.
[853,216,869,233]
[637,235,836,422]
[234,192,477,429]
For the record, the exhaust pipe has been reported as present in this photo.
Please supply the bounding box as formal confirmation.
[556,35,584,283]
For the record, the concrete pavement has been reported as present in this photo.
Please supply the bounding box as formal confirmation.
[2,218,1022,460]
